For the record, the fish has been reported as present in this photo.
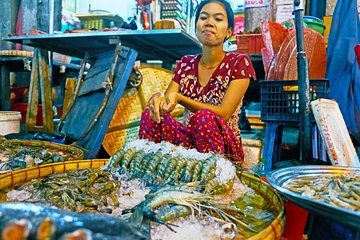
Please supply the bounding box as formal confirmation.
[0,202,149,240]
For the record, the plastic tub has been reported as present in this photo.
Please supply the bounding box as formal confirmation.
[0,111,21,135]
[303,16,326,35]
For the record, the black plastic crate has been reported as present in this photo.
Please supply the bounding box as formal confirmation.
[260,79,329,122]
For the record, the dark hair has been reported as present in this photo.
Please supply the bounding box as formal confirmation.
[194,0,234,30]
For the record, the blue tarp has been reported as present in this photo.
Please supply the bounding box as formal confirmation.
[326,0,360,139]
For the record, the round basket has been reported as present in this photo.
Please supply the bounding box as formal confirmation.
[0,140,84,173]
[0,159,107,190]
[102,66,184,156]
[0,161,285,240]
[237,171,285,240]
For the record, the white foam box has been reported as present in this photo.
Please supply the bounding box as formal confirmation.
[311,98,360,167]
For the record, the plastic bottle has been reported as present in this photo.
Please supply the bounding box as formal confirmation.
[252,157,267,181]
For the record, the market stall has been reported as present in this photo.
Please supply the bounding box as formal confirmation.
[0,0,359,239]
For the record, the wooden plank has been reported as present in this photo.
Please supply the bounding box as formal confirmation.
[63,78,76,114]
[26,49,39,129]
[0,65,11,110]
[38,49,54,134]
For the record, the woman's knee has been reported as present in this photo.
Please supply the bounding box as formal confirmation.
[190,109,219,126]
[140,108,151,121]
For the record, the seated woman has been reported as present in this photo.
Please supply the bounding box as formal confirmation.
[139,0,255,163]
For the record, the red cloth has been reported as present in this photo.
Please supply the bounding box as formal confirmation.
[139,108,244,162]
[355,44,360,68]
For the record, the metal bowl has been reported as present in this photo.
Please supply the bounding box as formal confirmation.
[266,165,360,229]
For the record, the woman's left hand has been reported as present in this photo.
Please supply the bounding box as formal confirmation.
[161,92,178,114]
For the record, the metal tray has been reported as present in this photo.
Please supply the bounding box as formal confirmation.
[266,165,360,229]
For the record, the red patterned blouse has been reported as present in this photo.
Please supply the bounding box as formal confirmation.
[172,52,256,137]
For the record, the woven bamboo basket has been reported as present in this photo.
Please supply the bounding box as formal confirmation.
[103,66,184,155]
[237,171,285,240]
[102,125,140,157]
[6,139,84,160]
[0,160,107,190]
[0,161,285,240]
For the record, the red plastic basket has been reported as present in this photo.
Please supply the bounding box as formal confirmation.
[236,34,263,54]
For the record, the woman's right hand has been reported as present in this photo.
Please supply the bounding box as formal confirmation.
[147,92,166,123]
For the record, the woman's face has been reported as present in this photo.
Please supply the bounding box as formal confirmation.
[196,2,232,47]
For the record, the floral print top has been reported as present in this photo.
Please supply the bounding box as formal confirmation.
[172,52,256,137]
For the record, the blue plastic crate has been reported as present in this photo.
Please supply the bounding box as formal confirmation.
[260,80,329,122]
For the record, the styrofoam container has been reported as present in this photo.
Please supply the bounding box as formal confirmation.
[0,111,21,136]
[311,99,360,167]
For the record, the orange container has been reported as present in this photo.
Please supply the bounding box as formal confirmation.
[236,34,263,54]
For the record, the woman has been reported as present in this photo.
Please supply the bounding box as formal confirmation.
[139,0,255,163]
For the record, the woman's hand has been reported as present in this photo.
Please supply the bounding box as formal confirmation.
[148,92,166,123]
[148,92,178,123]
[162,92,178,113]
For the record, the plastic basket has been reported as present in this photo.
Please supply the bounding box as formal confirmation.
[236,34,263,54]
[260,80,329,122]
[237,171,285,240]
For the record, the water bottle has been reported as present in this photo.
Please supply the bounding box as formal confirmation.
[252,157,267,181]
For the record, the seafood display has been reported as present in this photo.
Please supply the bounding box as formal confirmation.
[0,139,285,239]
[105,139,236,194]
[267,165,360,229]
[132,179,277,239]
[4,168,150,215]
[283,173,360,212]
[0,202,148,240]
[0,138,83,171]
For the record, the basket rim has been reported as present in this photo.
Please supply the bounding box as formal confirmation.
[237,171,285,240]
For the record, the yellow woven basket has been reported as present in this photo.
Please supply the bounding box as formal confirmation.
[0,161,284,240]
[0,160,107,191]
[102,125,140,157]
[103,66,184,155]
